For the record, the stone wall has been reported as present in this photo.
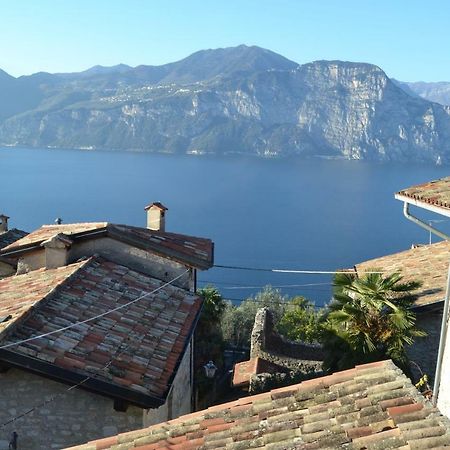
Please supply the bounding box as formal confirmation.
[250,308,323,373]
[17,236,193,290]
[0,368,143,450]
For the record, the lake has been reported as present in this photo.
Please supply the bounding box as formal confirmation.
[1,146,449,305]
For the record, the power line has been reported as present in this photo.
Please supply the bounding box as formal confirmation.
[1,336,134,429]
[213,264,381,275]
[198,281,331,290]
[199,280,333,289]
[0,270,189,429]
[0,269,189,352]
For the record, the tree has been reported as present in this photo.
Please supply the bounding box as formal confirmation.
[277,296,323,343]
[198,286,226,331]
[195,286,226,370]
[220,286,289,348]
[322,271,425,373]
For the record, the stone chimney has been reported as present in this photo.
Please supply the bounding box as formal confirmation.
[41,233,73,269]
[0,214,9,233]
[144,202,168,232]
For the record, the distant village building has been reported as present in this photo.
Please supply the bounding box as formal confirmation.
[0,204,214,449]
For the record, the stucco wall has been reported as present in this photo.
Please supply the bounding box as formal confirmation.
[144,340,192,427]
[0,368,143,450]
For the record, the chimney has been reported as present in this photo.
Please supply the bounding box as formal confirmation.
[41,233,73,269]
[0,214,9,233]
[144,202,168,232]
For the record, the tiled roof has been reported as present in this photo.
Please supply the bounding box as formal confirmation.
[233,357,288,388]
[65,360,450,450]
[0,228,28,249]
[1,222,213,269]
[354,241,450,308]
[0,256,202,406]
[109,224,213,270]
[396,176,450,214]
[0,262,83,336]
[1,223,107,249]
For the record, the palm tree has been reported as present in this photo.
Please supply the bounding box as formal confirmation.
[322,271,424,373]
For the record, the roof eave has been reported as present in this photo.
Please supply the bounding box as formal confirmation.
[0,349,165,409]
[106,226,213,270]
[395,193,450,218]
[0,228,109,257]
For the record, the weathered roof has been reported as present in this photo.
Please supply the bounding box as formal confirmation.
[65,360,450,450]
[396,176,450,217]
[0,262,82,336]
[0,228,28,249]
[1,223,107,249]
[1,222,213,269]
[354,240,450,308]
[0,256,202,407]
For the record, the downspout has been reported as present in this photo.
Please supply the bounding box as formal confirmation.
[401,202,450,406]
[402,202,450,241]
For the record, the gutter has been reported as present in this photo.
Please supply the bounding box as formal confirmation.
[402,202,450,241]
[400,201,450,407]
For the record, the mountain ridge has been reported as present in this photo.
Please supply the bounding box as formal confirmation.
[1,45,450,164]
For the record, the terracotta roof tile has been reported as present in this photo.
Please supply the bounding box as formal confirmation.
[354,240,450,307]
[64,360,450,450]
[0,256,202,405]
[1,222,213,269]
[397,176,450,213]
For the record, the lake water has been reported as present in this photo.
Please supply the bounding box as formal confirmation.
[1,146,449,305]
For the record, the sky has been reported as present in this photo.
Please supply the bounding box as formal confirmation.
[1,0,449,82]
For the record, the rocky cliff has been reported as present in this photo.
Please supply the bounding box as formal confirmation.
[1,46,450,164]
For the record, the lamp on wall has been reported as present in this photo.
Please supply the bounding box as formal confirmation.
[203,360,217,379]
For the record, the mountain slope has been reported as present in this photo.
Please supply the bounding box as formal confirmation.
[395,80,450,106]
[1,46,450,164]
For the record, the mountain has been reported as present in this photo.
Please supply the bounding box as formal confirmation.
[395,80,450,106]
[1,45,450,164]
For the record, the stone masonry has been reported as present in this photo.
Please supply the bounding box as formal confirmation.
[250,308,323,373]
[0,369,143,450]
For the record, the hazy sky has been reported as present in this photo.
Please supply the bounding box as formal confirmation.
[1,0,448,81]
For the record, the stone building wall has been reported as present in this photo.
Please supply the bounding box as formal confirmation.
[18,236,193,290]
[250,308,323,373]
[0,368,143,450]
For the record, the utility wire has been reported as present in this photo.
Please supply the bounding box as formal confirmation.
[0,336,135,429]
[198,281,331,290]
[0,270,188,429]
[213,264,381,274]
[0,269,189,352]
